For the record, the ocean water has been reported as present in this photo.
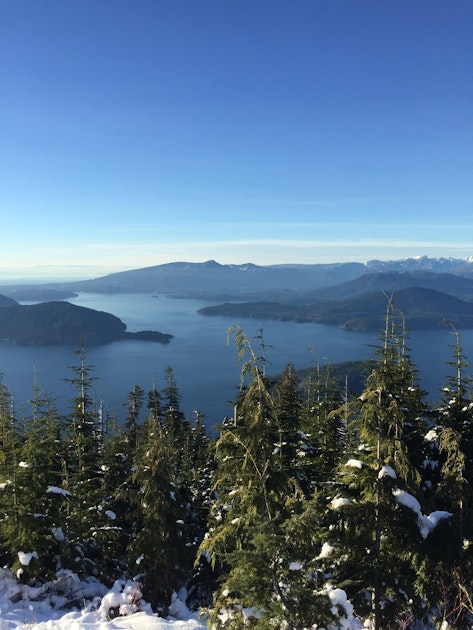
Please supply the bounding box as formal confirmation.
[0,293,470,428]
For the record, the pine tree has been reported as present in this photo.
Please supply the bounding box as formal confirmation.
[301,360,348,491]
[9,381,68,581]
[125,384,145,452]
[273,364,303,483]
[198,327,334,628]
[421,327,473,626]
[61,345,106,578]
[147,376,162,421]
[124,370,205,613]
[186,411,215,610]
[437,326,473,547]
[321,300,429,628]
[96,405,138,585]
[126,412,190,613]
[0,376,20,569]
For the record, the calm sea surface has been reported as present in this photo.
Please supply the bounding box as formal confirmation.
[0,293,471,428]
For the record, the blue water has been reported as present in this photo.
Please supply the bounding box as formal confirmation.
[0,293,471,428]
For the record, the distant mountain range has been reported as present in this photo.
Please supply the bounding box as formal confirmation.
[2,256,473,300]
[1,256,473,338]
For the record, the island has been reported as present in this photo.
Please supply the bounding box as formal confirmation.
[197,287,473,331]
[0,298,173,346]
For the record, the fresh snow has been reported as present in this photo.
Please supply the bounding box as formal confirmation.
[0,569,207,630]
[317,542,335,559]
[424,429,439,443]
[345,459,363,469]
[330,497,351,509]
[393,489,421,514]
[46,486,71,497]
[288,561,303,571]
[322,585,355,630]
[17,551,38,567]
[378,465,396,479]
[0,562,437,629]
[393,489,452,539]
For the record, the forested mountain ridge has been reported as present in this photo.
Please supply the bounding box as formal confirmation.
[0,299,172,345]
[0,293,18,307]
[3,256,472,300]
[53,260,367,296]
[198,286,473,331]
[62,256,473,298]
[288,270,473,303]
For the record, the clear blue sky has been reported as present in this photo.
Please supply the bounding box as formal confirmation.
[1,0,472,280]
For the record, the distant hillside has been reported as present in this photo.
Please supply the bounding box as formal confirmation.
[198,287,473,331]
[0,301,173,346]
[290,271,473,304]
[51,260,366,297]
[229,271,473,306]
[0,287,78,302]
[2,257,473,301]
[0,293,18,307]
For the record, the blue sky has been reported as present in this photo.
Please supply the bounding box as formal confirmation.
[1,0,472,280]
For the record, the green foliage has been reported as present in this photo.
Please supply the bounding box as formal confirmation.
[0,375,21,569]
[11,387,67,581]
[199,328,336,628]
[315,302,430,628]
[2,303,473,626]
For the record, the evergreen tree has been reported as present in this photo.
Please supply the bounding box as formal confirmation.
[125,370,206,613]
[186,411,216,610]
[9,382,68,581]
[126,412,191,613]
[273,364,303,482]
[199,327,334,628]
[125,384,145,452]
[147,376,163,421]
[422,327,473,627]
[96,396,140,585]
[61,345,105,578]
[301,360,348,491]
[321,300,429,628]
[437,326,473,545]
[0,376,20,569]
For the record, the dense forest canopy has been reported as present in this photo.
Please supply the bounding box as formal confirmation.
[1,302,473,629]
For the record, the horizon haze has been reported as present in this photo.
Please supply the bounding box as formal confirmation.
[1,1,472,280]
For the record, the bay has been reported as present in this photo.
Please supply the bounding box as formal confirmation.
[0,293,471,429]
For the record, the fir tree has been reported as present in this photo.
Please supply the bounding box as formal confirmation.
[125,384,145,452]
[422,327,473,626]
[322,300,429,628]
[9,382,68,581]
[127,412,191,613]
[302,360,348,491]
[147,376,162,421]
[62,345,105,578]
[437,326,473,539]
[199,327,334,628]
[186,411,216,610]
[0,376,20,569]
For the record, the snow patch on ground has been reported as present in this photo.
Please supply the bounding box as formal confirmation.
[0,569,206,630]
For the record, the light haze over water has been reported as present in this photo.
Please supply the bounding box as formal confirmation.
[0,293,470,429]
